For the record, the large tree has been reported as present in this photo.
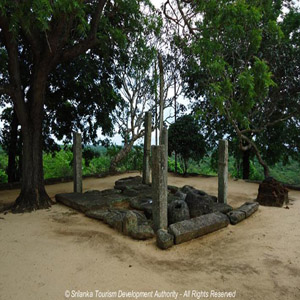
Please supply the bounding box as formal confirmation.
[0,0,151,212]
[168,114,206,175]
[109,6,160,171]
[165,0,300,178]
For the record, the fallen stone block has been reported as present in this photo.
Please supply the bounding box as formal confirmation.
[238,202,259,217]
[156,229,174,250]
[185,192,215,218]
[56,193,107,213]
[129,197,153,219]
[227,202,259,225]
[130,225,155,240]
[211,203,233,214]
[85,208,154,240]
[169,212,229,244]
[181,185,207,196]
[123,211,138,235]
[114,176,142,191]
[227,210,246,225]
[85,209,124,232]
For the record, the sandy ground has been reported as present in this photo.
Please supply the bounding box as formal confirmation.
[0,172,300,300]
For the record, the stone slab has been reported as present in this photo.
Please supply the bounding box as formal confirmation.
[238,202,259,217]
[55,192,129,213]
[85,208,154,240]
[227,202,259,225]
[211,203,233,214]
[169,212,229,244]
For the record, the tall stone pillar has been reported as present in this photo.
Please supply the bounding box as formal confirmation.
[159,127,168,169]
[218,139,228,204]
[152,145,168,231]
[142,112,152,184]
[73,132,82,193]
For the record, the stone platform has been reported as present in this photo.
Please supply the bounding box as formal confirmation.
[55,176,259,247]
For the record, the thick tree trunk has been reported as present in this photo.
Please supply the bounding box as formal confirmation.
[12,124,51,212]
[242,149,250,180]
[12,80,52,213]
[7,112,20,183]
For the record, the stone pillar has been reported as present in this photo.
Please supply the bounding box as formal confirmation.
[159,127,168,168]
[142,112,152,184]
[73,132,82,193]
[152,145,168,231]
[218,139,228,204]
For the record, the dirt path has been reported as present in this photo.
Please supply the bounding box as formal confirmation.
[0,173,299,300]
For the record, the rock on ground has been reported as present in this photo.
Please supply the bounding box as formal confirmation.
[227,202,259,225]
[257,177,288,207]
[85,208,154,240]
[168,200,190,225]
[156,229,174,250]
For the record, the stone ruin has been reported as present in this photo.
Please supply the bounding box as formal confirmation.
[65,118,260,250]
[257,177,288,207]
[56,175,259,249]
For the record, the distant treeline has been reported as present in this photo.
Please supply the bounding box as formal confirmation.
[0,145,299,187]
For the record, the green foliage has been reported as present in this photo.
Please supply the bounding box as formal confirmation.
[0,145,299,186]
[0,147,8,183]
[83,156,110,175]
[43,149,73,179]
[107,145,144,172]
[168,115,206,174]
[168,156,183,174]
[171,0,300,178]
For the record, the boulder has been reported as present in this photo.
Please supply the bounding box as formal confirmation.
[168,185,179,194]
[123,211,138,235]
[211,203,233,214]
[85,209,124,232]
[129,197,153,219]
[167,194,181,204]
[185,192,215,218]
[256,177,288,207]
[130,225,155,240]
[174,190,187,201]
[114,176,142,191]
[85,208,153,240]
[122,187,139,197]
[156,229,174,250]
[181,185,207,196]
[227,210,246,225]
[168,200,190,225]
[169,212,229,244]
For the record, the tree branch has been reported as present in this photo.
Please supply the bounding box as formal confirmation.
[240,114,295,134]
[0,15,28,126]
[60,0,107,63]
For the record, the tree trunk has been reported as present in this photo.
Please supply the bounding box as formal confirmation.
[12,80,52,213]
[242,149,250,180]
[109,141,135,172]
[7,112,19,183]
[183,159,188,176]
